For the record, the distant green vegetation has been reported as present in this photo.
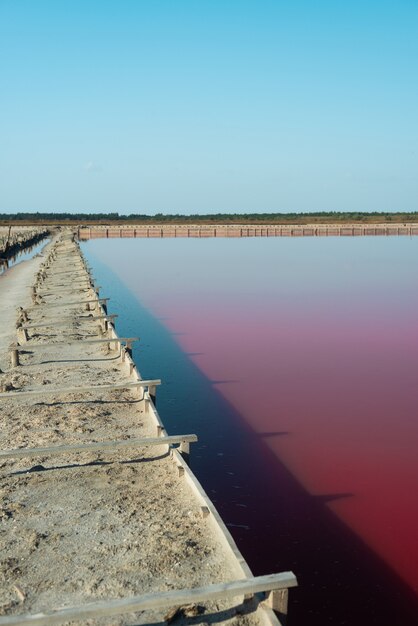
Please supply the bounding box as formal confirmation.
[0,211,417,225]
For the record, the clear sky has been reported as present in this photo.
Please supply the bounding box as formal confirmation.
[0,0,417,214]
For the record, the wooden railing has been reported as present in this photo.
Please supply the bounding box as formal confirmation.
[78,223,418,239]
[0,572,298,625]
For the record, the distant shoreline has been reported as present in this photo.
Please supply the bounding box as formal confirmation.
[1,212,418,227]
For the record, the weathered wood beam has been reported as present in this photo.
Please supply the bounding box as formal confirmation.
[36,298,108,309]
[37,282,97,291]
[36,288,92,296]
[14,337,138,351]
[39,281,92,289]
[43,270,91,277]
[0,433,197,460]
[0,573,297,625]
[22,314,117,329]
[0,379,161,399]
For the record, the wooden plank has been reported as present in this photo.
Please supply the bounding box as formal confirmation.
[15,337,139,351]
[41,270,91,287]
[0,379,161,399]
[37,283,94,291]
[37,285,100,295]
[36,298,109,309]
[39,283,93,292]
[43,270,90,276]
[0,433,198,459]
[0,573,297,625]
[22,314,117,329]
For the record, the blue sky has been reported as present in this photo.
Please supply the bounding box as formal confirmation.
[0,0,417,214]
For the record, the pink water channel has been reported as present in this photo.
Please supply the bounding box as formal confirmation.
[84,236,418,625]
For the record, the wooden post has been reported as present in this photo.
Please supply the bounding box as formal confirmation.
[17,307,28,323]
[18,327,29,343]
[180,440,190,464]
[201,506,210,519]
[265,588,289,618]
[108,339,119,352]
[10,344,19,368]
[149,384,157,406]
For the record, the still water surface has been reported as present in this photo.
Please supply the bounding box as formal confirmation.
[0,238,49,275]
[82,237,418,626]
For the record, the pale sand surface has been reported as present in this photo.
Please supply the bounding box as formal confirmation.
[0,249,47,372]
[0,237,266,625]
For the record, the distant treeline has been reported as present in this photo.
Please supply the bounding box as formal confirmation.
[1,211,418,225]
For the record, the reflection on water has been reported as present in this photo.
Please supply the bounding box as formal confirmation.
[0,239,50,275]
[82,237,418,626]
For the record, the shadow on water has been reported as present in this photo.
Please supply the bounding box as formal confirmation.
[83,249,418,626]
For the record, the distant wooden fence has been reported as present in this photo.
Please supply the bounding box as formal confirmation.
[78,223,418,240]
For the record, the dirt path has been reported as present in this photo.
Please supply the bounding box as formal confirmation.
[0,235,278,626]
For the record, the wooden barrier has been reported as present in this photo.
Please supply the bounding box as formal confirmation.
[77,223,418,240]
[22,314,117,330]
[42,265,88,276]
[36,281,98,292]
[39,280,93,289]
[0,572,297,626]
[35,297,108,309]
[0,379,161,399]
[14,337,138,351]
[0,433,197,460]
[35,287,92,297]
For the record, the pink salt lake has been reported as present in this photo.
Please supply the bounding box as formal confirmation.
[84,236,418,623]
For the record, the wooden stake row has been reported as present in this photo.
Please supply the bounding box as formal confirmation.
[0,379,161,399]
[21,313,117,330]
[13,336,138,351]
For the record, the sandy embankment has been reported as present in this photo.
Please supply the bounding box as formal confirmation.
[0,235,275,625]
[0,227,50,265]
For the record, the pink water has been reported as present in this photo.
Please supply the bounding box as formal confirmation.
[171,299,418,589]
[84,236,418,623]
